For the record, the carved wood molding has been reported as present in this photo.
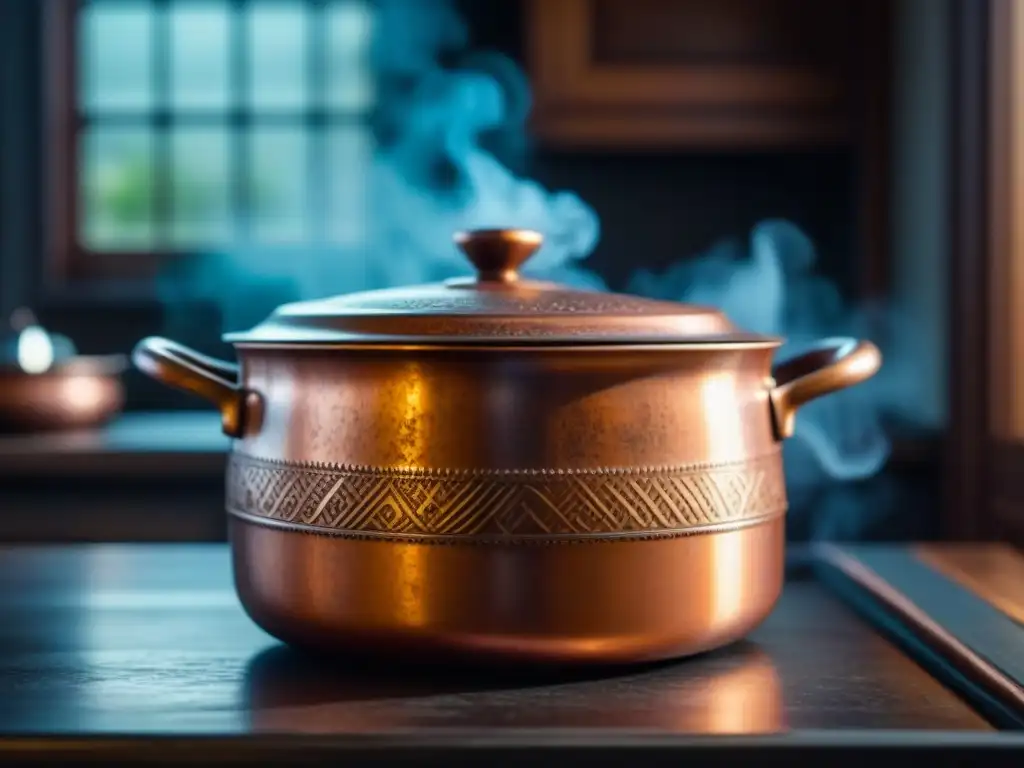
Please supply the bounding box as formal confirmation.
[983,0,1024,543]
[525,0,856,148]
[947,0,1024,542]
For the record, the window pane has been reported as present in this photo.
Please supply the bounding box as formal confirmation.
[169,4,231,110]
[81,127,156,249]
[326,2,375,110]
[80,3,154,112]
[247,128,310,242]
[327,128,371,245]
[169,128,232,245]
[247,3,309,110]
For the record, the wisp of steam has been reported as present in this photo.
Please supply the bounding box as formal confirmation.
[158,0,913,530]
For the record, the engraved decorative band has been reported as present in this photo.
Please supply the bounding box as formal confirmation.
[226,452,787,543]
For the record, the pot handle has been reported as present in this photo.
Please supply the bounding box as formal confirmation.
[132,336,252,438]
[769,337,882,440]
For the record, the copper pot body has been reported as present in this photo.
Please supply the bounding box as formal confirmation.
[134,337,879,664]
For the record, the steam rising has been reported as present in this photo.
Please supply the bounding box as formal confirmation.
[630,221,893,489]
[159,0,912,510]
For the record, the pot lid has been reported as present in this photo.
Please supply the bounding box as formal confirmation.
[224,229,772,346]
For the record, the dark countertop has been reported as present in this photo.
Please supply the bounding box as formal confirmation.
[816,543,1024,729]
[0,544,1014,765]
[0,414,228,541]
[0,412,227,480]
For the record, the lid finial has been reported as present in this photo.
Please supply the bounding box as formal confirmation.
[454,229,543,283]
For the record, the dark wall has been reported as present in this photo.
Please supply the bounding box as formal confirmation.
[534,150,855,291]
[0,0,42,319]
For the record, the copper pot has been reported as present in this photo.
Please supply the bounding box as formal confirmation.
[133,229,880,665]
[0,355,126,432]
[0,309,127,433]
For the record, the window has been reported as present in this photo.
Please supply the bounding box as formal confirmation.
[47,0,374,282]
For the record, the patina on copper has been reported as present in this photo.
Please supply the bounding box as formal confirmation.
[132,228,881,664]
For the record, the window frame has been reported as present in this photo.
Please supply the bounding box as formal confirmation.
[43,0,372,292]
[46,0,162,285]
[46,0,92,286]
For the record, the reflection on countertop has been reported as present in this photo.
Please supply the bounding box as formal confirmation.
[244,642,785,734]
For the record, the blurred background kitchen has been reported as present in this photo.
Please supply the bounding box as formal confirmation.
[0,0,1013,546]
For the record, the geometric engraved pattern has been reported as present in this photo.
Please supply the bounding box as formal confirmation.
[226,452,787,544]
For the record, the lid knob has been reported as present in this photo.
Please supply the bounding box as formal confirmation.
[454,229,543,283]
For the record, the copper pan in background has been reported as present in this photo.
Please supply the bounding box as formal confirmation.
[0,356,127,433]
[0,309,127,433]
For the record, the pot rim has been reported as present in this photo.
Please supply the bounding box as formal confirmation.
[225,338,785,352]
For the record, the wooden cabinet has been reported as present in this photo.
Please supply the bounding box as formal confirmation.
[526,0,887,149]
[949,0,1024,543]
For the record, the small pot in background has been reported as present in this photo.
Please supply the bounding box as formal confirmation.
[0,309,127,433]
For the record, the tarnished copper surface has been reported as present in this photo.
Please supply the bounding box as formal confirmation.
[226,341,880,470]
[132,228,881,663]
[0,356,126,432]
[231,345,783,468]
[230,515,785,665]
